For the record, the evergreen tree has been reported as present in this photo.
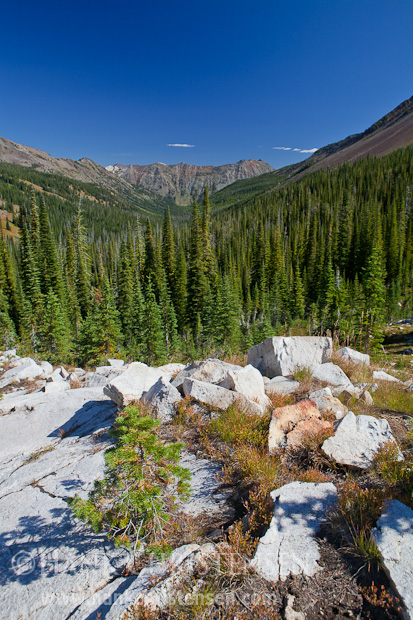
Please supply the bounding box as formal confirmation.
[142,278,164,365]
[187,201,208,333]
[362,243,387,353]
[40,290,72,363]
[291,265,305,319]
[173,245,187,332]
[79,277,122,365]
[161,206,176,295]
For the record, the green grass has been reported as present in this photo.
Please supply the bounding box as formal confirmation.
[373,382,413,416]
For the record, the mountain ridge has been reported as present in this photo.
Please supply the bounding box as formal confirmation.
[211,95,413,209]
[105,159,274,205]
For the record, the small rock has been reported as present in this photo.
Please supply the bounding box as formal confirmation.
[247,336,333,378]
[40,361,53,375]
[56,365,69,379]
[322,412,403,469]
[311,362,353,391]
[372,500,413,620]
[107,358,125,368]
[309,387,348,419]
[284,594,306,620]
[42,380,71,394]
[104,362,178,408]
[360,390,374,406]
[335,347,370,366]
[182,377,264,415]
[68,372,81,389]
[48,366,68,382]
[142,377,183,421]
[251,481,337,582]
[373,370,401,383]
[218,364,271,409]
[265,376,300,396]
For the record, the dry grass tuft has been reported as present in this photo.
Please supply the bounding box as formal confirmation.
[330,479,386,566]
[373,442,413,507]
[200,403,285,535]
[267,393,295,409]
[292,366,315,392]
[331,353,373,383]
[295,468,332,483]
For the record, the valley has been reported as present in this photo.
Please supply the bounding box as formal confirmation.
[0,96,412,620]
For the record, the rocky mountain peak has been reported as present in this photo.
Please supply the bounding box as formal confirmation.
[105,158,274,205]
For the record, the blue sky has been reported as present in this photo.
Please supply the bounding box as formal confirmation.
[1,0,412,169]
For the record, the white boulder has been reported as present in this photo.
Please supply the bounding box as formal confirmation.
[73,544,216,620]
[372,500,413,620]
[311,362,352,391]
[247,336,332,378]
[373,370,401,383]
[182,377,264,415]
[0,357,45,388]
[218,364,271,409]
[174,359,240,391]
[40,361,54,375]
[48,366,69,382]
[309,387,348,419]
[322,411,403,469]
[142,377,182,421]
[107,358,125,368]
[0,387,116,461]
[335,347,370,366]
[104,362,176,408]
[265,376,300,396]
[42,380,71,394]
[156,362,186,376]
[251,482,337,582]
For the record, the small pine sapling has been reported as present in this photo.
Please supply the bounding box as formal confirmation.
[71,404,191,558]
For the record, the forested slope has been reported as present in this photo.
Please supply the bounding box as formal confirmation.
[212,95,413,211]
[0,162,178,241]
[0,146,412,366]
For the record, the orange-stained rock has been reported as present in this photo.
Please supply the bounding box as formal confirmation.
[286,418,333,449]
[268,399,321,453]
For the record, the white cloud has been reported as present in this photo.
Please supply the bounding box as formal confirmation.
[167,143,195,147]
[273,146,318,154]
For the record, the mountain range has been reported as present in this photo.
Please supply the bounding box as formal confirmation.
[105,160,273,205]
[0,95,412,213]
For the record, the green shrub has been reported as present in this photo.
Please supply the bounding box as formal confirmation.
[71,403,191,557]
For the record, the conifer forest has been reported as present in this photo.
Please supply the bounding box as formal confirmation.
[0,146,412,366]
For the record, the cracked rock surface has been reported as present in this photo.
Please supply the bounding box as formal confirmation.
[0,385,130,620]
[251,481,337,582]
[0,373,233,619]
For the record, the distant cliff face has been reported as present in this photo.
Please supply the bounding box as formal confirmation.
[106,159,274,205]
